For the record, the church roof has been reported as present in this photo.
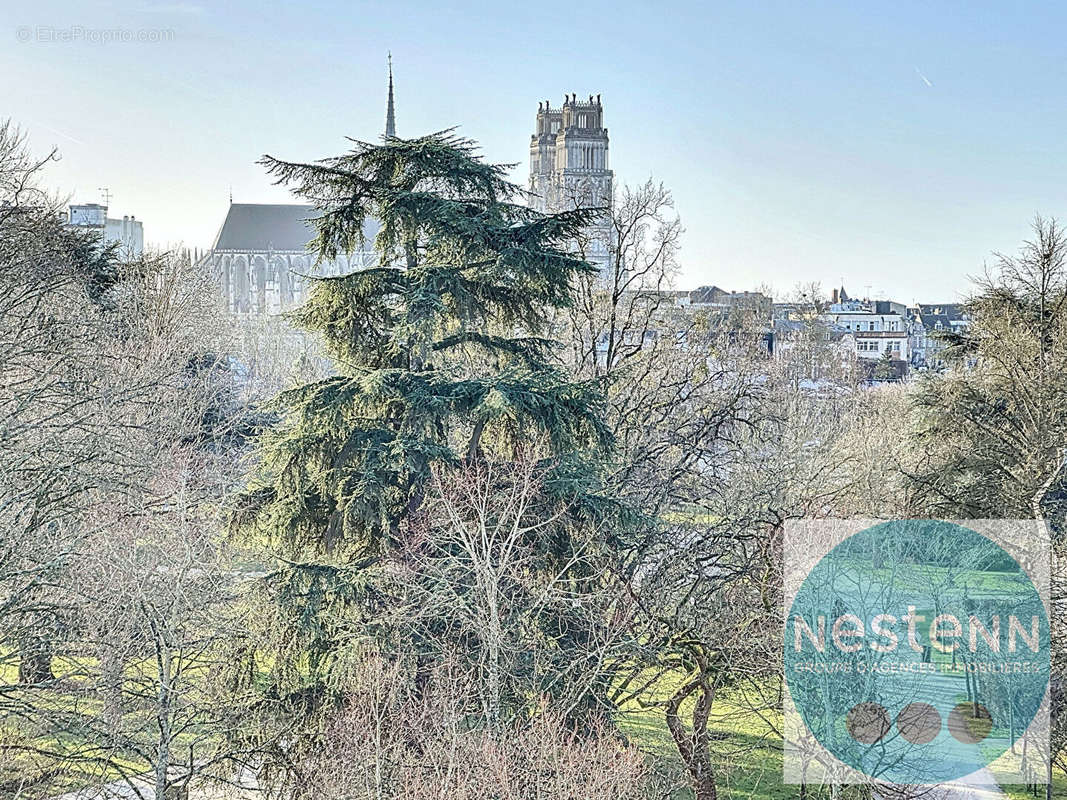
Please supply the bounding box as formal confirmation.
[211,203,378,253]
[211,59,393,255]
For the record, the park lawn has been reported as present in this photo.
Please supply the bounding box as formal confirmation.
[615,671,873,800]
[0,719,147,798]
[615,669,1063,800]
[1000,771,1066,800]
[833,558,1028,599]
[617,689,789,800]
[0,645,238,798]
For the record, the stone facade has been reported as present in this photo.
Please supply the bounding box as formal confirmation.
[207,203,377,314]
[529,94,613,272]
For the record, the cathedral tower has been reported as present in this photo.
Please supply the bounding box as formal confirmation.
[529,94,613,270]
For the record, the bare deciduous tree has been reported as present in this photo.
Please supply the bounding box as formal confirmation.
[294,654,654,800]
[566,179,682,377]
[391,457,635,728]
[0,123,261,798]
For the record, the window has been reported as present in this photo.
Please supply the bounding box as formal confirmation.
[869,321,876,331]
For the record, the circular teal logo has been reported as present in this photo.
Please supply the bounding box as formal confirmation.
[785,521,1049,783]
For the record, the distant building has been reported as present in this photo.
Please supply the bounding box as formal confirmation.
[205,58,395,314]
[529,94,613,273]
[575,284,772,367]
[772,301,814,321]
[820,286,910,378]
[207,203,378,314]
[68,202,144,257]
[629,285,771,326]
[771,317,857,383]
[688,285,772,320]
[908,303,971,369]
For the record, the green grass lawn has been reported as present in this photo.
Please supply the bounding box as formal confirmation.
[1000,770,1067,800]
[614,673,876,800]
[616,689,790,800]
[614,671,1065,800]
[0,647,227,798]
[841,559,1031,599]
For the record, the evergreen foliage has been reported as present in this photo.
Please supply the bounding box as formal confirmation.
[236,132,627,722]
[239,131,613,555]
[873,348,895,381]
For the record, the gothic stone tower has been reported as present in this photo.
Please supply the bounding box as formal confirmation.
[529,93,613,271]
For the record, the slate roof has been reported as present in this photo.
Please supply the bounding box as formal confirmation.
[211,203,380,252]
[915,303,969,334]
[922,313,954,331]
[917,303,966,320]
[689,285,729,304]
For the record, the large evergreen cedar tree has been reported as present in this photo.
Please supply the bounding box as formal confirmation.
[235,132,626,684]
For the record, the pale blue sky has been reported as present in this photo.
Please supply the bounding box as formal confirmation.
[4,0,1065,300]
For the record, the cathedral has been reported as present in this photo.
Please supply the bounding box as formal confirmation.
[208,204,378,314]
[529,94,614,272]
[206,58,397,314]
[208,71,616,314]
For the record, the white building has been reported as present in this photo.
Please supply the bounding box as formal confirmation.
[819,290,910,377]
[68,203,144,257]
[908,303,971,369]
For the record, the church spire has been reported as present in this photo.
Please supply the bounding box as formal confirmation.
[385,52,396,138]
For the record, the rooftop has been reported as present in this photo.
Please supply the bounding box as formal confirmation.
[211,203,379,253]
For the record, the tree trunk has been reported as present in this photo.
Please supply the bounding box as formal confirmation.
[484,566,502,729]
[18,634,54,684]
[149,615,173,800]
[99,641,125,732]
[665,671,718,800]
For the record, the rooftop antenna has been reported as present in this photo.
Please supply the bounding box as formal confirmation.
[98,187,112,207]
